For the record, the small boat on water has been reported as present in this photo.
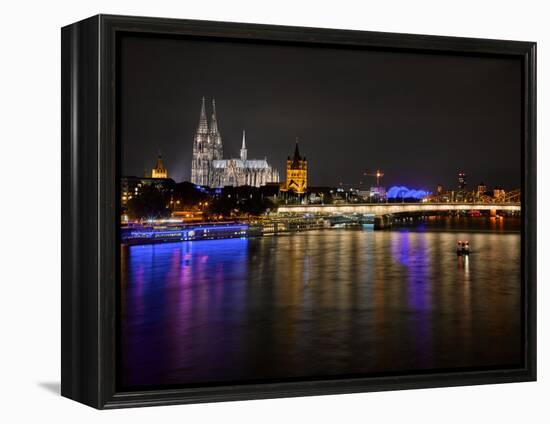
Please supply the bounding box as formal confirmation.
[456,240,470,256]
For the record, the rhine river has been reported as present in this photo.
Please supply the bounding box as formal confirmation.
[120,217,522,388]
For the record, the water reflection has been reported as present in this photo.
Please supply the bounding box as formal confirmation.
[120,219,522,388]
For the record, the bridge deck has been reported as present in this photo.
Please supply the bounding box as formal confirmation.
[276,202,521,216]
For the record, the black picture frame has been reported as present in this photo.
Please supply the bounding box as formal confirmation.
[61,14,537,409]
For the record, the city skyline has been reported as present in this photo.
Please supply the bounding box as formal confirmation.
[120,34,522,190]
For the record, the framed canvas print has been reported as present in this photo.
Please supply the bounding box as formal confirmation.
[61,14,536,409]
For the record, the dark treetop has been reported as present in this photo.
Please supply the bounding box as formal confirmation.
[120,34,521,191]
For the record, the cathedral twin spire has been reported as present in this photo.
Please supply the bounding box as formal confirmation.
[192,97,221,186]
[197,96,209,135]
[194,97,223,159]
[198,97,220,134]
[209,99,219,136]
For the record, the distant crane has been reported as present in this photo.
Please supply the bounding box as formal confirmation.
[340,169,385,189]
[363,169,385,187]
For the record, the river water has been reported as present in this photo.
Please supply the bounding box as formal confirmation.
[120,217,522,388]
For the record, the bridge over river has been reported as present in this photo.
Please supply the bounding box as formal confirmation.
[277,202,521,216]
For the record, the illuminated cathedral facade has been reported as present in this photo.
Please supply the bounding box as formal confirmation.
[191,98,279,188]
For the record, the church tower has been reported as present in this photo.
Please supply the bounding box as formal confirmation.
[151,152,168,178]
[283,139,307,194]
[191,97,212,186]
[209,99,223,160]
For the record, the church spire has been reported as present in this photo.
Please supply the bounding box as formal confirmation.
[209,98,223,159]
[155,151,163,167]
[240,130,247,161]
[197,96,208,134]
[192,97,210,185]
[293,137,301,161]
[209,98,219,135]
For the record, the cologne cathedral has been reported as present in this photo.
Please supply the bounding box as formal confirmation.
[190,98,279,188]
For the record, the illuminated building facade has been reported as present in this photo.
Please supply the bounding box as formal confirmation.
[387,186,430,200]
[476,182,487,197]
[191,98,279,188]
[151,153,168,179]
[282,141,307,194]
[210,131,280,187]
[493,187,506,201]
[369,186,387,200]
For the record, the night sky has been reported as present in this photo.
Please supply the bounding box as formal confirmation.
[120,34,522,191]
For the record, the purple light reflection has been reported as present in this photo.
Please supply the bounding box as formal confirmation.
[391,232,433,367]
[121,238,250,387]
